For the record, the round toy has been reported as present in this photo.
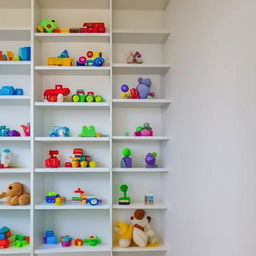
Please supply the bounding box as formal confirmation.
[78,56,86,65]
[121,84,129,92]
[122,148,131,157]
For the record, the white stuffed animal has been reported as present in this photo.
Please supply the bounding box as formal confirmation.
[0,149,11,168]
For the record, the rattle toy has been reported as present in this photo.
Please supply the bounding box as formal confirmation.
[145,152,158,168]
[120,148,132,168]
[118,184,131,205]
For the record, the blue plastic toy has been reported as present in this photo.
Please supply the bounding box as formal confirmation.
[19,47,31,61]
[49,126,70,137]
[0,86,24,96]
[59,49,70,58]
[0,126,10,137]
[136,78,155,99]
[43,231,58,244]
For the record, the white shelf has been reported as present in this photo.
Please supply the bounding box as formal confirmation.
[113,245,167,252]
[0,246,31,254]
[113,0,169,10]
[112,136,169,142]
[35,33,111,42]
[35,102,110,110]
[0,168,31,173]
[0,61,31,65]
[113,99,171,108]
[35,66,111,75]
[35,201,110,210]
[113,168,169,173]
[113,63,171,74]
[0,96,30,105]
[35,244,111,254]
[0,137,31,141]
[0,27,31,41]
[113,30,170,44]
[0,204,31,210]
[35,137,110,142]
[35,168,110,173]
[113,202,167,210]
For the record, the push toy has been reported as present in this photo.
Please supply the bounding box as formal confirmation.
[49,126,70,137]
[0,182,30,205]
[76,51,105,66]
[37,19,59,33]
[21,123,30,136]
[80,23,105,33]
[0,148,11,168]
[72,90,104,102]
[72,188,102,206]
[75,238,84,246]
[120,148,132,168]
[43,84,71,102]
[43,231,58,244]
[84,236,101,246]
[60,235,72,247]
[118,184,131,205]
[116,222,133,248]
[125,51,143,64]
[45,150,60,168]
[0,86,24,95]
[48,50,75,66]
[145,152,157,168]
[14,234,30,247]
[0,226,10,249]
[65,148,97,168]
[134,123,153,136]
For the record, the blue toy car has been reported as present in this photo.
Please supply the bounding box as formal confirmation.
[0,86,24,95]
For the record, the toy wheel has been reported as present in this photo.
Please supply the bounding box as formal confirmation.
[94,57,104,66]
[87,51,93,58]
[72,95,80,102]
[95,95,103,102]
[89,161,97,168]
[86,95,94,102]
[89,199,99,206]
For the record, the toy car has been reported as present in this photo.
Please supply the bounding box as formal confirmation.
[44,85,70,102]
[72,90,103,102]
[0,86,23,95]
[45,150,60,168]
[48,57,75,66]
[80,23,105,33]
[76,51,105,66]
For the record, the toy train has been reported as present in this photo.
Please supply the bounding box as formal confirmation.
[43,84,70,102]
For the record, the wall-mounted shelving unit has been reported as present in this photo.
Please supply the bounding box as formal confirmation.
[0,0,171,255]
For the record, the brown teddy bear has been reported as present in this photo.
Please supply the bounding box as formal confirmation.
[0,182,30,206]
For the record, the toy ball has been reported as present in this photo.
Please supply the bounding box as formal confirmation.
[89,161,97,168]
[78,56,87,64]
[121,84,129,92]
[122,148,131,157]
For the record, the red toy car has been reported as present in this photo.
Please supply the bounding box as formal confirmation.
[80,23,105,33]
[43,85,70,102]
[45,150,60,168]
[0,238,10,248]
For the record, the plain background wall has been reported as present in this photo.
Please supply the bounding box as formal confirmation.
[165,0,256,255]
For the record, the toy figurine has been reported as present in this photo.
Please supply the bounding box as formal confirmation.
[120,148,132,168]
[49,126,70,137]
[0,126,10,136]
[45,150,60,168]
[43,85,70,102]
[145,152,158,168]
[118,184,131,205]
[8,130,21,136]
[43,231,58,244]
[125,51,143,64]
[136,78,155,99]
[60,235,72,247]
[37,19,59,33]
[0,149,11,168]
[134,123,153,136]
[21,123,30,136]
[0,226,11,249]
[84,236,101,246]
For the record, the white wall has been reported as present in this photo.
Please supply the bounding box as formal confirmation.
[165,0,256,255]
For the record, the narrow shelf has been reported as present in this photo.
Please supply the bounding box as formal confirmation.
[35,244,111,254]
[112,136,169,142]
[35,33,111,43]
[113,202,167,210]
[0,246,31,254]
[113,0,169,10]
[0,137,31,141]
[112,63,171,75]
[113,245,167,252]
[113,168,169,173]
[113,30,170,44]
[0,168,31,173]
[35,137,109,142]
[35,168,110,173]
[0,204,31,210]
[35,102,110,110]
[0,96,30,105]
[0,61,31,65]
[113,99,171,108]
[35,66,110,76]
[0,27,31,41]
[35,201,110,210]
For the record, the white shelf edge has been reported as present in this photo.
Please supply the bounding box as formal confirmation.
[113,202,167,210]
[35,168,110,173]
[113,63,171,68]
[112,99,171,107]
[0,137,31,141]
[0,168,31,173]
[0,205,31,210]
[35,204,111,210]
[112,136,169,141]
[35,66,111,71]
[0,61,31,65]
[0,96,30,100]
[35,102,110,108]
[0,246,31,254]
[113,244,167,252]
[35,33,111,37]
[113,168,169,173]
[35,137,110,142]
[0,27,31,31]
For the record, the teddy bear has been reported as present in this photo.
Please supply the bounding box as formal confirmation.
[136,78,155,99]
[0,182,30,205]
[130,209,159,247]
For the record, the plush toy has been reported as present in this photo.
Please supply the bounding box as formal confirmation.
[37,19,59,33]
[116,222,133,248]
[0,149,11,168]
[0,182,30,205]
[136,78,155,99]
[0,126,10,136]
[49,126,70,137]
[125,51,143,64]
[20,123,30,137]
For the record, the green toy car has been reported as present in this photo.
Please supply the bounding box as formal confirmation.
[72,90,104,102]
[84,236,101,246]
[37,19,59,33]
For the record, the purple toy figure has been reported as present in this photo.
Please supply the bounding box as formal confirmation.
[136,78,155,99]
[145,152,157,168]
[8,130,21,136]
[120,148,132,168]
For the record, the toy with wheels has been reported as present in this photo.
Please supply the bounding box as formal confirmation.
[44,85,71,102]
[72,90,104,102]
[37,19,59,33]
[76,51,105,66]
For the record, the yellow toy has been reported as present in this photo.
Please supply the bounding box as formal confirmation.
[6,51,14,61]
[55,196,65,206]
[116,222,133,248]
[47,57,75,66]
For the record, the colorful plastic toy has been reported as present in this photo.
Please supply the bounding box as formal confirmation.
[76,51,105,66]
[75,238,84,246]
[144,194,154,205]
[0,149,11,168]
[45,192,65,206]
[0,126,10,136]
[120,148,132,168]
[49,126,70,137]
[72,90,104,102]
[134,123,153,136]
[78,126,102,137]
[14,234,30,247]
[43,84,71,102]
[21,123,30,136]
[45,150,60,168]
[84,236,101,246]
[80,23,105,33]
[72,188,102,206]
[145,152,158,168]
[48,50,75,66]
[65,148,97,168]
[125,51,143,64]
[19,47,31,61]
[43,231,58,244]
[119,184,131,205]
[0,86,24,95]
[120,84,139,99]
[0,51,4,61]
[37,19,59,33]
[8,130,21,137]
[60,235,72,247]
[0,226,10,249]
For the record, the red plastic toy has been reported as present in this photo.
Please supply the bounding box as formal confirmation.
[45,150,60,168]
[130,88,140,99]
[43,85,70,102]
[0,238,10,248]
[80,23,105,33]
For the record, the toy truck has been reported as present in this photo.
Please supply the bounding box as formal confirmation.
[48,57,75,66]
[0,86,23,95]
[43,85,70,102]
[80,23,105,33]
[45,150,60,168]
[72,90,103,102]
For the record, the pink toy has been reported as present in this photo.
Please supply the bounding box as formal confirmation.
[21,123,30,136]
[134,123,153,136]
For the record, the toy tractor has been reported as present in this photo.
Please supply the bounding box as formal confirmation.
[72,90,103,102]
